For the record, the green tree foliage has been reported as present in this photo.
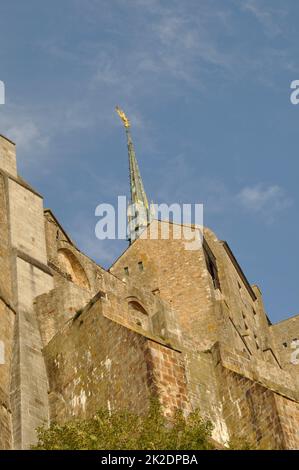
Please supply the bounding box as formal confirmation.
[32,401,215,450]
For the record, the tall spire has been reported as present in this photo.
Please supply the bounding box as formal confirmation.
[116,106,153,242]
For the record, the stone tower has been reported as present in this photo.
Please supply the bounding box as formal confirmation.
[0,135,53,449]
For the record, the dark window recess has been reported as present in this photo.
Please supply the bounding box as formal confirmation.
[242,313,248,330]
[252,307,257,315]
[203,241,221,290]
[283,342,288,348]
[138,261,144,272]
[124,267,129,275]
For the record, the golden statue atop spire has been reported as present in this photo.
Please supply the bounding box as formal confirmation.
[115,106,131,128]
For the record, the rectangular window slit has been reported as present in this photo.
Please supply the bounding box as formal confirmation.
[138,261,144,272]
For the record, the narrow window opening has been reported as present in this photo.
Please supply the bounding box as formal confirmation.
[138,261,144,272]
[124,267,129,276]
[203,242,221,291]
[242,313,248,330]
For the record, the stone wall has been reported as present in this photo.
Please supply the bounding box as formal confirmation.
[0,300,14,449]
[205,232,278,365]
[218,366,285,449]
[211,342,299,449]
[108,220,299,448]
[110,221,219,351]
[275,394,299,449]
[1,161,54,449]
[41,212,182,348]
[111,222,282,365]
[0,135,17,177]
[146,341,190,417]
[0,157,15,449]
[9,180,48,264]
[182,348,230,445]
[0,173,13,303]
[35,279,92,347]
[1,132,298,449]
[44,209,107,297]
[43,295,189,423]
[271,315,299,371]
[0,136,55,448]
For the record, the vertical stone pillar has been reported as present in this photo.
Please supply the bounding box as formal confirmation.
[0,135,54,448]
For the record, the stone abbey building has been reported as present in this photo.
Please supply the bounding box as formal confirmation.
[0,111,298,449]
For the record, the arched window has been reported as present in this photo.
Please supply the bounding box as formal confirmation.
[128,300,149,330]
[128,301,148,315]
[57,248,90,290]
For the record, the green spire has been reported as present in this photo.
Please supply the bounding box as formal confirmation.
[116,106,153,242]
[125,126,149,211]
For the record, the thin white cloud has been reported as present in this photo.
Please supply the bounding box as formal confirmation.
[240,0,285,37]
[0,0,294,182]
[4,121,48,153]
[0,96,99,175]
[154,154,292,225]
[0,106,49,170]
[27,0,294,154]
[237,184,292,219]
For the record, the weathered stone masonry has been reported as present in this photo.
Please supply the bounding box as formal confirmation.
[0,134,298,449]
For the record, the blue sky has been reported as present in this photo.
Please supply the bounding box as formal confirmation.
[0,0,298,323]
